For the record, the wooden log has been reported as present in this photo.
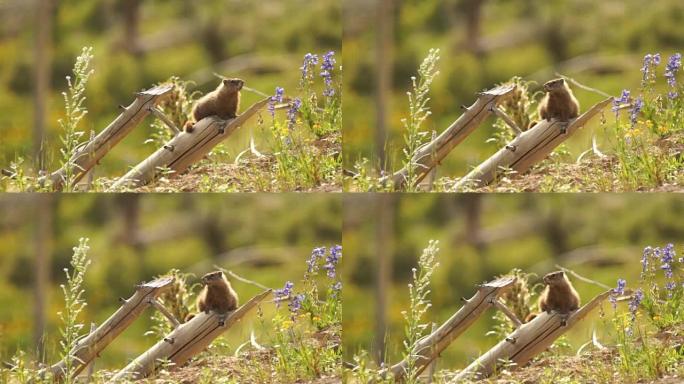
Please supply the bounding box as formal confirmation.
[110,98,269,190]
[389,276,516,381]
[48,277,174,381]
[389,84,516,190]
[453,97,612,190]
[110,289,272,381]
[452,290,611,382]
[44,84,174,191]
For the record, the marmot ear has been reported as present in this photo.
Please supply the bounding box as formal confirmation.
[222,79,230,86]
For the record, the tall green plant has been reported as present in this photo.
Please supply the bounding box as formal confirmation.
[400,49,440,191]
[58,238,91,383]
[401,240,440,383]
[57,47,94,192]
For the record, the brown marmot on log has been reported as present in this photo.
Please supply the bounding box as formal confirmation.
[184,78,243,133]
[537,78,579,127]
[525,271,580,323]
[185,271,239,324]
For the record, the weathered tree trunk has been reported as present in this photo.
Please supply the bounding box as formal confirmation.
[117,194,141,249]
[463,194,484,252]
[33,194,53,361]
[462,0,486,56]
[110,98,269,190]
[44,84,174,190]
[33,0,53,171]
[375,194,395,363]
[48,277,174,381]
[453,97,611,190]
[375,0,394,171]
[389,276,516,381]
[452,290,610,381]
[110,289,271,381]
[121,0,141,57]
[389,84,516,189]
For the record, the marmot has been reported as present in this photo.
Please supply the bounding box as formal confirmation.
[525,271,580,323]
[183,78,243,133]
[537,78,580,125]
[185,271,239,324]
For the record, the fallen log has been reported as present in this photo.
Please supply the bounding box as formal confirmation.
[110,289,272,381]
[110,98,269,190]
[389,276,517,381]
[388,84,516,190]
[452,290,611,382]
[47,277,174,381]
[43,84,174,191]
[453,97,612,190]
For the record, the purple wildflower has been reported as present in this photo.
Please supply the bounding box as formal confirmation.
[324,245,342,279]
[268,86,285,117]
[300,53,319,82]
[321,51,336,97]
[662,243,675,264]
[659,243,675,279]
[641,53,661,87]
[661,263,673,279]
[665,53,682,87]
[665,53,682,99]
[612,89,630,118]
[630,96,644,127]
[641,54,653,79]
[331,281,342,297]
[287,98,302,129]
[274,281,294,308]
[307,246,326,274]
[653,53,662,66]
[641,246,652,276]
[610,278,626,309]
[629,289,643,318]
[289,293,305,317]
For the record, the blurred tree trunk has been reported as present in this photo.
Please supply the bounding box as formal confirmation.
[462,194,484,252]
[375,194,395,363]
[375,0,394,172]
[121,0,141,57]
[461,0,485,57]
[543,18,569,63]
[33,194,54,361]
[545,212,569,258]
[32,0,53,172]
[204,214,229,257]
[202,20,228,63]
[117,194,141,250]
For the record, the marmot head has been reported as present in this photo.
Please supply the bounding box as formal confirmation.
[543,271,566,285]
[201,270,225,285]
[543,78,566,92]
[221,78,244,92]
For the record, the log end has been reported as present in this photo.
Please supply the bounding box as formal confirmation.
[138,83,174,97]
[138,276,175,290]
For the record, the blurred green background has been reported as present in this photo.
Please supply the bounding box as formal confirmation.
[0,194,341,368]
[0,0,340,174]
[343,0,684,175]
[343,194,684,368]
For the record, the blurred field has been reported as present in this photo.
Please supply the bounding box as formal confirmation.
[343,0,684,177]
[0,0,340,177]
[0,194,341,368]
[342,194,684,368]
